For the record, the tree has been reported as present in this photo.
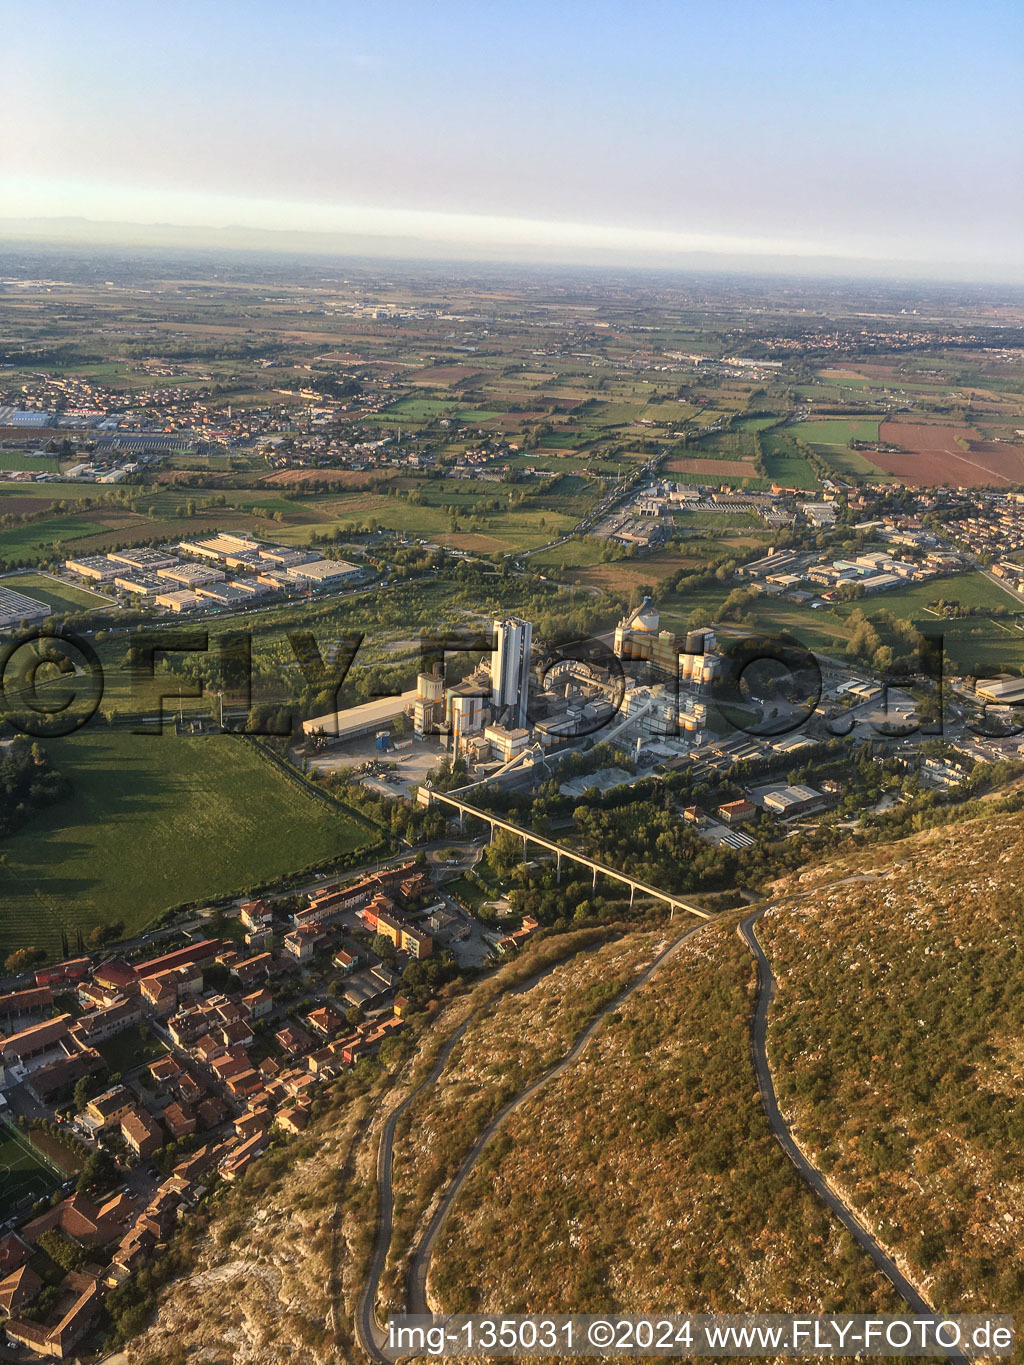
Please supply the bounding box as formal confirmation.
[4,946,45,975]
[37,1229,87,1273]
[372,934,396,963]
[77,1148,118,1196]
[73,1076,93,1113]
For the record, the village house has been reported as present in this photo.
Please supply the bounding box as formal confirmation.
[275,1102,310,1135]
[241,987,273,1020]
[306,1004,345,1038]
[283,925,325,962]
[163,1100,197,1140]
[68,996,143,1048]
[218,1132,269,1181]
[149,1054,183,1088]
[5,1270,102,1360]
[230,952,273,988]
[80,1085,135,1137]
[332,948,358,974]
[121,1106,163,1159]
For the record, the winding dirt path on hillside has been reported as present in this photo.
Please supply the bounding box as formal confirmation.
[739,909,967,1364]
[354,920,712,1360]
[404,924,712,1316]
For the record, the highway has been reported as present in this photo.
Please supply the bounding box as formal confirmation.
[738,909,967,1363]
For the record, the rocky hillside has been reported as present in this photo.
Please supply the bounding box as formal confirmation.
[126,808,1024,1363]
[124,927,660,1365]
[429,921,899,1317]
[762,808,1024,1317]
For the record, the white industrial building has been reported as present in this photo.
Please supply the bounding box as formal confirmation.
[0,585,53,629]
[491,617,533,728]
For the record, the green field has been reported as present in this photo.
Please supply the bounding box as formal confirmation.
[0,1125,61,1218]
[0,731,381,962]
[657,568,1024,672]
[530,538,610,570]
[94,1023,168,1075]
[836,570,1021,620]
[673,509,764,532]
[3,572,113,613]
[793,417,885,478]
[303,491,578,550]
[759,430,819,489]
[735,415,780,431]
[797,418,882,446]
[0,480,103,505]
[0,515,110,565]
[0,452,59,472]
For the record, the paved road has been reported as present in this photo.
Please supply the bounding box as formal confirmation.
[738,909,967,1363]
[405,922,711,1316]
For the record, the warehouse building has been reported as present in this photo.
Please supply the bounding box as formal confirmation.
[157,564,225,587]
[976,676,1024,707]
[65,555,121,581]
[284,558,362,588]
[107,547,179,572]
[0,586,52,629]
[761,784,828,819]
[155,589,202,614]
[302,688,418,743]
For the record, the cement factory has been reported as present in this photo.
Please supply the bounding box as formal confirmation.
[303,600,723,781]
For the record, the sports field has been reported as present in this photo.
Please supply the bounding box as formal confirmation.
[0,1125,61,1218]
[0,451,60,472]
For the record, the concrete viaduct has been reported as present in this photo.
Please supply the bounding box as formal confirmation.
[420,787,711,920]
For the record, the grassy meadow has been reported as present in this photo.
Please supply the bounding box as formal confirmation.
[0,730,379,962]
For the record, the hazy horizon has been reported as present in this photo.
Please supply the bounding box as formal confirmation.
[2,0,1022,283]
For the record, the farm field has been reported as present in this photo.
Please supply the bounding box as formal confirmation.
[797,417,882,446]
[734,415,780,431]
[875,422,1024,487]
[793,418,887,478]
[759,430,819,489]
[0,730,380,962]
[0,514,112,566]
[667,456,756,479]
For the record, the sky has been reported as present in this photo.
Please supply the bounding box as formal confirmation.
[2,0,1022,279]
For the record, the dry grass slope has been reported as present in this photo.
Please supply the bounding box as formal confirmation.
[429,923,899,1319]
[762,810,1024,1320]
[382,930,670,1308]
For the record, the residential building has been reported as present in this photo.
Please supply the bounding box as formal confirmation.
[121,1107,163,1159]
